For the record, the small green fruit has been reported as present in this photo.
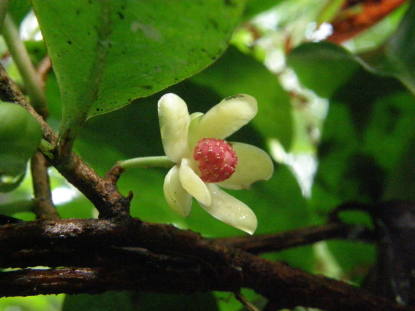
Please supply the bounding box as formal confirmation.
[0,102,42,192]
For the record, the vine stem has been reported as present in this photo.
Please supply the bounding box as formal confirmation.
[0,0,10,32]
[2,14,48,117]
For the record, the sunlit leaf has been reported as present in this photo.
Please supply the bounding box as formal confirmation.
[243,0,283,18]
[0,294,64,311]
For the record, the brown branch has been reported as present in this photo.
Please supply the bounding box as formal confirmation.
[0,64,130,219]
[217,223,373,254]
[0,218,410,311]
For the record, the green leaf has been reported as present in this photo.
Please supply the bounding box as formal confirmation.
[243,0,283,19]
[136,292,219,311]
[357,2,415,94]
[192,46,293,149]
[312,67,414,209]
[8,0,31,25]
[0,102,42,192]
[383,134,415,202]
[0,295,64,311]
[287,42,360,98]
[32,0,246,146]
[63,292,135,311]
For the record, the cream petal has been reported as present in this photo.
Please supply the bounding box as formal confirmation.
[188,112,204,153]
[217,142,274,190]
[163,165,192,217]
[199,184,257,234]
[179,158,212,206]
[158,93,190,162]
[193,94,258,141]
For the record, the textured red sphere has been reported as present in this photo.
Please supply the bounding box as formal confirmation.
[193,138,238,183]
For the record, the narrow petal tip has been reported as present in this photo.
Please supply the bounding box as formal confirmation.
[201,184,258,234]
[194,94,258,141]
[218,142,274,190]
[163,166,192,217]
[179,158,212,206]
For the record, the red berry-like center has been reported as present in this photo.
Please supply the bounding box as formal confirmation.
[193,138,238,183]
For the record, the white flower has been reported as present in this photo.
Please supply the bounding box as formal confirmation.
[158,93,274,234]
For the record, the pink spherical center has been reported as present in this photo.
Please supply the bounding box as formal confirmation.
[193,138,238,183]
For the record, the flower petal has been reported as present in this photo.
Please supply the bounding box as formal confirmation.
[179,158,212,206]
[199,184,257,234]
[163,165,192,216]
[193,94,258,141]
[188,112,204,153]
[158,93,190,162]
[217,142,274,190]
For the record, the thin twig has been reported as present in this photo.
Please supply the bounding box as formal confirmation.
[30,151,60,220]
[217,223,373,254]
[235,292,260,311]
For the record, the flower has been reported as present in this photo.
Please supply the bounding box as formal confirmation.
[158,93,274,234]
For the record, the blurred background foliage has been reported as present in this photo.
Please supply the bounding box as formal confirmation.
[0,0,413,310]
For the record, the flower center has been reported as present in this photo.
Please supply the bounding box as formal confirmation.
[193,138,238,183]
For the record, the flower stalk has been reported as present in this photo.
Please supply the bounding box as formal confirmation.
[118,156,174,170]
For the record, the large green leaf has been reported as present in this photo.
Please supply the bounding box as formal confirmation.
[191,46,293,149]
[287,42,360,98]
[32,0,246,145]
[358,2,415,94]
[383,136,415,202]
[8,0,31,25]
[243,0,283,19]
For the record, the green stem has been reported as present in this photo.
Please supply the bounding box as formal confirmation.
[39,139,55,160]
[118,156,174,170]
[0,0,10,32]
[2,14,48,116]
